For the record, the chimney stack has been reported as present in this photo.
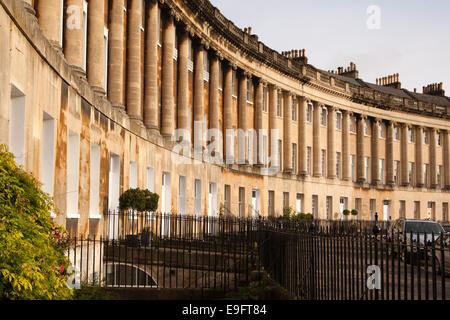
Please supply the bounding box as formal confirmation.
[333,62,359,79]
[422,82,445,96]
[376,73,401,89]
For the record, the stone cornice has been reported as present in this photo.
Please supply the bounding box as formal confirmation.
[172,0,449,120]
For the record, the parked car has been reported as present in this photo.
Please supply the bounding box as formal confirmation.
[442,225,450,234]
[432,233,450,276]
[388,219,446,261]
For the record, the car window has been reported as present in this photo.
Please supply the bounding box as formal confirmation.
[404,222,444,234]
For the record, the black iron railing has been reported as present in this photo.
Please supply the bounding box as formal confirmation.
[67,211,449,300]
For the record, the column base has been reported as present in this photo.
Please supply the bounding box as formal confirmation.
[23,2,36,16]
[48,40,63,53]
[283,169,293,174]
[70,65,87,79]
[111,102,125,111]
[91,86,106,96]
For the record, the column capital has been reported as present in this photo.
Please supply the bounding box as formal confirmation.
[341,109,353,117]
[328,106,338,113]
[401,123,412,129]
[386,119,396,126]
[285,91,294,98]
[210,49,223,61]
[226,60,237,70]
[312,100,323,108]
[372,117,382,124]
[358,113,368,120]
[241,70,252,79]
[184,24,195,38]
[297,95,307,103]
[255,77,267,86]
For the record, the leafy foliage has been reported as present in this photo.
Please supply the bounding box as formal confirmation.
[282,206,294,219]
[343,209,351,216]
[119,188,159,212]
[225,277,271,300]
[0,145,73,300]
[72,284,111,300]
[351,209,359,216]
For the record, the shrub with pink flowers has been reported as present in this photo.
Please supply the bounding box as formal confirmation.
[0,145,73,300]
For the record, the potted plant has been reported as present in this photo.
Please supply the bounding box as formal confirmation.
[351,209,358,216]
[140,227,154,246]
[343,209,350,217]
[119,188,159,246]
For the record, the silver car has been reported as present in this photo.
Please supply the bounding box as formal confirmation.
[433,233,450,276]
[390,219,445,244]
[388,219,445,261]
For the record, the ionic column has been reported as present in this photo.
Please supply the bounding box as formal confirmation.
[144,0,159,128]
[269,85,279,169]
[297,97,307,176]
[223,62,235,162]
[342,111,350,181]
[209,52,220,131]
[255,78,264,165]
[400,123,409,186]
[443,130,450,188]
[108,0,125,108]
[386,121,395,185]
[327,106,336,179]
[177,28,189,131]
[193,41,205,157]
[429,128,437,188]
[87,0,106,94]
[37,0,62,49]
[371,118,380,185]
[160,11,175,136]
[357,114,366,183]
[283,92,293,173]
[415,126,424,187]
[64,0,85,76]
[238,71,250,164]
[312,101,321,177]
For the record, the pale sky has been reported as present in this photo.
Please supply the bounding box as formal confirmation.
[209,0,450,94]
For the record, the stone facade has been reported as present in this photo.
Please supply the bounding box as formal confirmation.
[1,0,449,236]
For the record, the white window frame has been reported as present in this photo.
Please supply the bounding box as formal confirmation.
[89,144,101,219]
[104,27,109,92]
[82,1,88,71]
[306,103,312,123]
[336,112,342,130]
[59,0,64,47]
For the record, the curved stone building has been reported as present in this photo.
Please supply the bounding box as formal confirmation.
[1,0,449,235]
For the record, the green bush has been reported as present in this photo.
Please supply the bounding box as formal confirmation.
[0,145,73,300]
[292,212,313,220]
[351,209,358,216]
[343,209,350,216]
[73,284,111,300]
[119,188,159,212]
[282,206,293,219]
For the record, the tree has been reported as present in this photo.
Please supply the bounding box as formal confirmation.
[0,145,73,300]
[119,188,159,212]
